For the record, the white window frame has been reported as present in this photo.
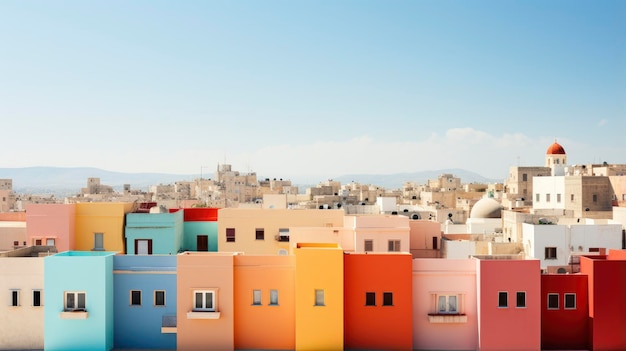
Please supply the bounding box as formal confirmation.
[564,293,576,310]
[46,238,56,246]
[547,293,559,310]
[437,294,459,314]
[64,291,86,311]
[193,289,217,312]
[154,290,166,307]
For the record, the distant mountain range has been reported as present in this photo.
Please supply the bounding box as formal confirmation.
[0,167,501,197]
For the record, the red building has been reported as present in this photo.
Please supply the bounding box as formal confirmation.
[344,252,413,351]
[541,274,588,350]
[580,250,626,351]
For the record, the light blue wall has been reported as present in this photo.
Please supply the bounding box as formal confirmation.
[125,211,184,255]
[44,251,116,351]
[113,255,177,349]
[183,221,218,251]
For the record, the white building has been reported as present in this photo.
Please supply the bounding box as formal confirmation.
[521,222,622,269]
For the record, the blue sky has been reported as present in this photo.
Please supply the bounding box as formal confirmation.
[0,0,624,183]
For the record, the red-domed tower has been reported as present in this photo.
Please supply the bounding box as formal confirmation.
[545,140,567,171]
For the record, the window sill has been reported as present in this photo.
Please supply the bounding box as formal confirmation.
[187,311,221,319]
[60,311,89,319]
[161,327,177,334]
[427,313,467,323]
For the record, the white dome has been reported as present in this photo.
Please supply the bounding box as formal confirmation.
[470,198,503,219]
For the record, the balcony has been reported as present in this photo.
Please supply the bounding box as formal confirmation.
[427,313,467,323]
[161,315,177,333]
[60,309,89,319]
[187,311,221,319]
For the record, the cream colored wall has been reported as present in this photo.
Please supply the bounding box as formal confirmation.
[0,222,26,251]
[218,209,344,255]
[289,227,353,253]
[0,257,44,350]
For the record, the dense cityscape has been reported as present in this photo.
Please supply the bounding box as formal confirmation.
[0,141,625,350]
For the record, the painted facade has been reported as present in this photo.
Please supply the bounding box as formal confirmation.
[476,258,541,351]
[175,208,219,252]
[26,204,75,251]
[218,208,344,255]
[177,252,235,351]
[0,255,44,350]
[0,220,27,251]
[295,243,344,351]
[408,219,441,258]
[113,255,177,349]
[75,202,134,252]
[541,273,589,350]
[347,214,410,253]
[125,210,184,255]
[580,251,626,351]
[412,258,478,350]
[234,255,296,350]
[44,251,116,351]
[344,252,413,351]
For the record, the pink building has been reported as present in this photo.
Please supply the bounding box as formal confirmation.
[412,259,477,350]
[25,204,75,251]
[409,220,441,258]
[476,258,541,351]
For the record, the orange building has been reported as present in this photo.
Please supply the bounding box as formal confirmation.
[344,252,413,351]
[234,255,296,350]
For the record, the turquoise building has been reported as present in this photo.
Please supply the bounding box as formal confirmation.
[44,251,116,351]
[125,210,184,255]
[113,255,177,349]
[178,208,219,251]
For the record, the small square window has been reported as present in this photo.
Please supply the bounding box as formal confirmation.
[364,240,373,252]
[365,292,376,306]
[535,193,540,202]
[155,290,165,306]
[545,247,557,260]
[565,293,576,309]
[498,292,508,308]
[388,240,401,252]
[65,292,86,311]
[547,293,559,309]
[516,292,526,308]
[252,290,262,305]
[314,289,325,306]
[255,228,264,240]
[131,290,142,306]
[269,289,279,306]
[226,228,235,242]
[437,295,458,314]
[33,290,42,307]
[593,194,597,202]
[557,194,562,203]
[383,292,393,306]
[193,289,217,312]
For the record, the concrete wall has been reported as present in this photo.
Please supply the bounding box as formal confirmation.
[125,211,184,255]
[75,203,134,252]
[26,204,76,252]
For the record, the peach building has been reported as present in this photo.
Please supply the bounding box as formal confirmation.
[344,252,413,351]
[409,219,442,258]
[234,255,295,350]
[476,257,541,351]
[177,252,235,351]
[295,243,344,351]
[26,204,76,251]
[412,258,478,350]
[75,203,134,252]
[347,214,410,253]
[217,208,344,255]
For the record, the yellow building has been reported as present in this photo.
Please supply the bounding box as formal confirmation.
[295,243,343,350]
[218,208,344,255]
[74,203,134,252]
